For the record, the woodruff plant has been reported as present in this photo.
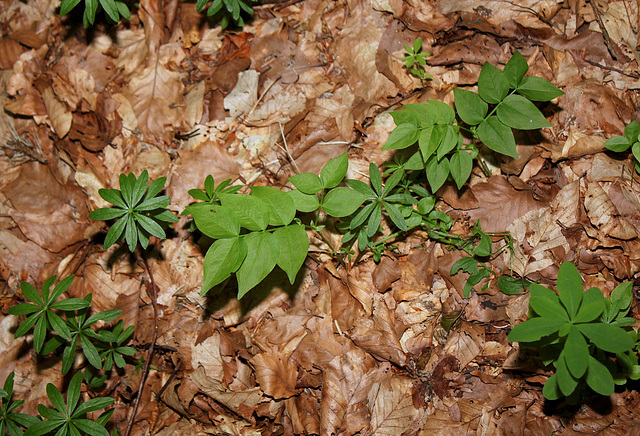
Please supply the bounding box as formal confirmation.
[508,262,637,401]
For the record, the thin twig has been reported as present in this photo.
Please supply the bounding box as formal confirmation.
[124,252,159,436]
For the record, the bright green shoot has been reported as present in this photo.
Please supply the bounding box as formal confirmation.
[402,38,432,86]
[60,0,131,28]
[0,372,40,436]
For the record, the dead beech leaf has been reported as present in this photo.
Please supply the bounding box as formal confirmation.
[252,351,300,399]
[116,29,148,75]
[442,322,484,369]
[506,181,580,278]
[367,374,417,436]
[584,181,637,240]
[192,331,224,382]
[191,366,262,417]
[223,69,258,118]
[286,393,321,435]
[320,352,389,436]
[466,176,547,233]
[68,111,122,152]
[41,86,72,138]
[372,256,401,292]
[185,81,205,127]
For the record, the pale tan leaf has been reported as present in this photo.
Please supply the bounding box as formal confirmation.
[116,28,148,75]
[442,323,484,369]
[192,332,224,382]
[367,375,417,436]
[41,86,71,138]
[223,69,258,118]
[252,351,300,399]
[185,81,205,127]
[191,366,262,415]
[584,181,637,240]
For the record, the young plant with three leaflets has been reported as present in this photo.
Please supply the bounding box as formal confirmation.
[604,120,640,173]
[508,262,636,401]
[89,170,178,253]
[384,51,564,192]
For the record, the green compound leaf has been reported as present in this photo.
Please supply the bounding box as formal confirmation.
[472,233,492,257]
[415,100,455,125]
[366,202,382,237]
[60,0,82,15]
[96,188,127,209]
[586,355,614,396]
[576,323,635,353]
[201,237,246,295]
[477,116,517,158]
[496,276,526,295]
[103,215,128,249]
[503,51,528,88]
[507,317,564,343]
[564,326,589,378]
[236,232,279,298]
[369,163,383,196]
[273,224,309,284]
[322,187,368,217]
[190,203,240,239]
[478,62,509,104]
[287,189,320,213]
[418,125,441,162]
[88,207,126,221]
[604,135,631,152]
[625,120,640,143]
[425,155,449,193]
[383,201,407,231]
[556,261,583,319]
[219,193,270,231]
[573,287,605,323]
[289,173,323,195]
[436,126,459,161]
[250,186,296,226]
[454,88,488,126]
[382,123,420,150]
[496,94,552,130]
[450,150,473,189]
[320,151,348,189]
[516,76,564,101]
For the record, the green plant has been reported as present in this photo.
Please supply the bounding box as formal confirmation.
[89,170,178,253]
[60,0,131,27]
[25,372,114,436]
[0,372,39,436]
[7,275,89,353]
[403,38,432,86]
[384,51,564,192]
[604,120,640,173]
[507,262,636,401]
[196,0,257,29]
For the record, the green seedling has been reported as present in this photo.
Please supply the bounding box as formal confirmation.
[508,262,636,401]
[7,275,89,354]
[89,170,178,253]
[604,120,640,173]
[24,372,114,436]
[0,372,40,436]
[196,0,257,28]
[60,0,131,27]
[403,38,432,86]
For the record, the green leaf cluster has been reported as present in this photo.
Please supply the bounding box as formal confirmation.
[196,0,256,29]
[383,51,563,191]
[402,38,432,85]
[508,262,636,400]
[89,170,178,253]
[8,275,138,377]
[0,372,39,436]
[604,120,640,173]
[60,0,131,28]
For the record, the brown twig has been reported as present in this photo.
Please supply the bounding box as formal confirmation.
[124,251,159,436]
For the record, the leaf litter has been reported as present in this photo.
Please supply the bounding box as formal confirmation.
[1,0,640,434]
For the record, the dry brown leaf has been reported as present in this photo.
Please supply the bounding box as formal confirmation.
[251,351,300,400]
[584,181,637,240]
[192,332,224,382]
[40,85,72,138]
[191,366,262,418]
[320,351,387,435]
[372,256,401,292]
[465,176,547,233]
[442,322,484,369]
[68,111,122,152]
[285,393,320,435]
[367,374,417,436]
[185,81,205,127]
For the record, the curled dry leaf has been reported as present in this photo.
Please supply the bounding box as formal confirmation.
[68,111,122,151]
[252,351,300,399]
[40,85,72,138]
[191,366,262,419]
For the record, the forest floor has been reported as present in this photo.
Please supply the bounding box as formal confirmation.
[1,0,640,434]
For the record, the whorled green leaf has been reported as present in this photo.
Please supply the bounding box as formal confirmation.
[250,186,296,226]
[508,317,565,343]
[586,355,614,396]
[529,285,568,322]
[453,88,488,126]
[564,326,589,378]
[273,224,309,284]
[496,94,552,130]
[542,373,562,400]
[556,352,579,397]
[556,261,583,319]
[436,126,458,161]
[236,232,279,298]
[201,237,247,295]
[576,323,635,353]
[477,116,517,158]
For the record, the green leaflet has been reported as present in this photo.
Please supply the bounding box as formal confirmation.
[503,51,528,88]
[382,123,420,150]
[289,173,323,194]
[425,155,449,193]
[322,187,368,217]
[201,237,247,295]
[236,232,279,298]
[320,151,349,189]
[449,150,473,190]
[287,189,320,213]
[477,116,517,158]
[496,94,552,130]
[190,203,240,238]
[219,193,270,231]
[273,224,309,284]
[478,62,509,104]
[250,186,296,226]
[453,88,487,126]
[516,76,564,101]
